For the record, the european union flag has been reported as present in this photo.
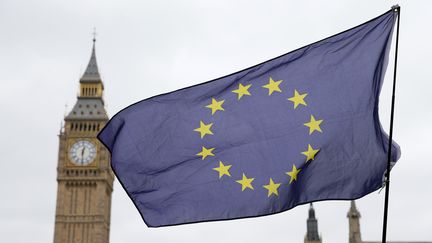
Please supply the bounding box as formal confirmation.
[98,10,400,227]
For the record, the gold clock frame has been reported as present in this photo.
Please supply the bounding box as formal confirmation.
[66,138,99,168]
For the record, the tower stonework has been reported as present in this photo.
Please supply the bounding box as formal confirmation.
[347,200,362,243]
[53,40,114,243]
[305,203,322,243]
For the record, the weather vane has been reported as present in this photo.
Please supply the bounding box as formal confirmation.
[92,27,97,42]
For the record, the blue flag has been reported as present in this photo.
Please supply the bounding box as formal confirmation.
[98,10,400,227]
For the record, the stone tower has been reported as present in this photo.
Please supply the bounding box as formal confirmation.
[347,201,362,243]
[53,39,114,243]
[305,203,322,243]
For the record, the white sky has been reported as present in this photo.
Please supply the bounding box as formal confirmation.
[0,1,431,243]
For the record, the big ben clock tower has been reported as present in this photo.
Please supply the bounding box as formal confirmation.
[53,38,114,243]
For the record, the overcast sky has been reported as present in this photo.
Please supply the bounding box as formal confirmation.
[1,0,431,243]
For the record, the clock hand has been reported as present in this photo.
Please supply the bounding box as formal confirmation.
[81,147,85,164]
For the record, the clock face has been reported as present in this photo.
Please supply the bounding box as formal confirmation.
[69,140,97,166]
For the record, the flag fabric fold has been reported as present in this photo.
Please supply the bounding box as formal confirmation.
[98,10,400,227]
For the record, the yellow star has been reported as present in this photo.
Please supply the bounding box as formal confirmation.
[232,83,252,100]
[287,90,308,109]
[213,161,232,179]
[286,165,301,184]
[205,98,225,115]
[301,144,320,162]
[304,115,323,135]
[193,121,213,139]
[196,146,215,160]
[262,77,283,95]
[263,178,281,197]
[236,173,255,191]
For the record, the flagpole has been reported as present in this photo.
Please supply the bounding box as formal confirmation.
[382,5,400,243]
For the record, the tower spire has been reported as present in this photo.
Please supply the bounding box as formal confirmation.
[81,36,101,82]
[65,38,107,121]
[305,203,322,243]
[347,201,362,243]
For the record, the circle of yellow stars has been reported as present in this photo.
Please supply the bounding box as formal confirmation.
[193,76,324,198]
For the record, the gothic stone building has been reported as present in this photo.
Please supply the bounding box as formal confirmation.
[53,39,114,243]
